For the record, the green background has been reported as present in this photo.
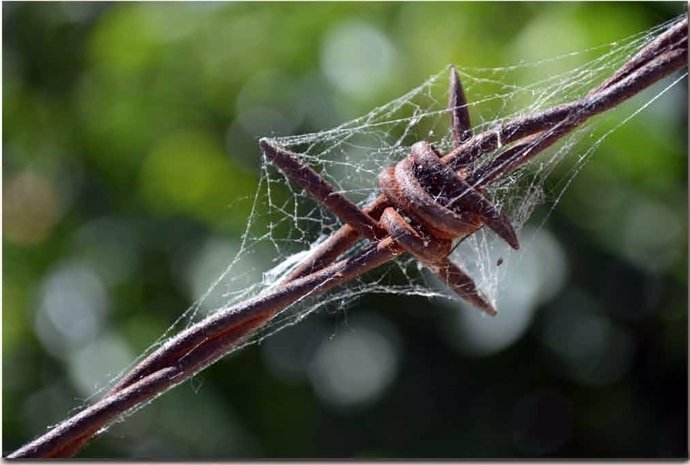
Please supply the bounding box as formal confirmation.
[4,2,687,458]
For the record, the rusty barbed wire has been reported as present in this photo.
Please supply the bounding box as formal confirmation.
[9,15,687,459]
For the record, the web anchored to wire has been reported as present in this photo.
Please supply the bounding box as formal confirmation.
[10,15,688,458]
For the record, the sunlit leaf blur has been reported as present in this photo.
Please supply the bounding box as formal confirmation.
[3,2,687,458]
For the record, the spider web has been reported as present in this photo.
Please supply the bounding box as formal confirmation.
[81,15,686,420]
[209,16,686,344]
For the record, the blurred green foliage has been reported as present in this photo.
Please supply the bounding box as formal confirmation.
[3,2,687,458]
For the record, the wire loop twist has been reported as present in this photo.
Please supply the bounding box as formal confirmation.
[376,140,521,314]
[379,141,520,249]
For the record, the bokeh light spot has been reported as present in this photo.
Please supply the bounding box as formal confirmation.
[179,237,262,315]
[541,290,635,386]
[4,171,61,246]
[621,197,683,273]
[139,130,256,228]
[512,7,587,81]
[261,317,328,383]
[308,315,400,409]
[89,5,158,72]
[35,260,109,359]
[68,331,135,397]
[442,227,567,357]
[320,21,396,99]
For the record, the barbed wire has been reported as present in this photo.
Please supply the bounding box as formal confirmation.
[9,14,687,459]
